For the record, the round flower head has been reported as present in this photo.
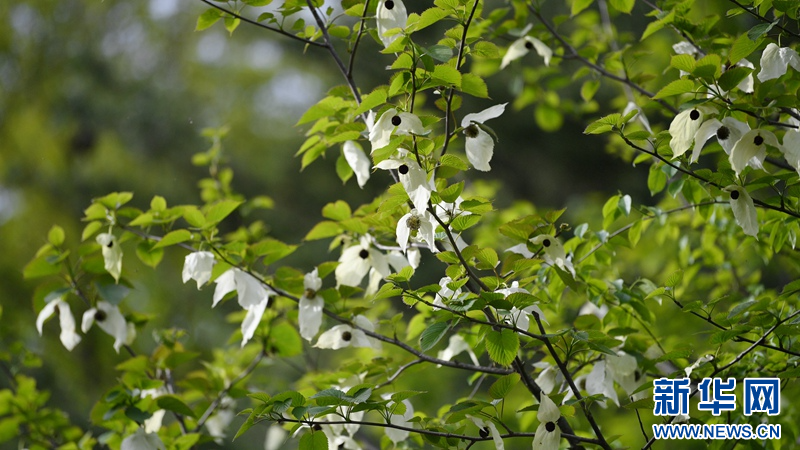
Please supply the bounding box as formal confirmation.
[500,35,552,69]
[723,185,758,238]
[376,0,407,48]
[532,394,562,450]
[461,103,507,171]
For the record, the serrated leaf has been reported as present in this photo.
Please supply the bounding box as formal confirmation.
[653,79,695,99]
[608,0,634,14]
[299,431,328,450]
[489,373,520,399]
[730,33,762,64]
[485,329,519,366]
[205,200,242,226]
[353,89,387,116]
[196,8,222,31]
[461,73,488,98]
[153,229,193,249]
[322,200,351,222]
[432,64,461,88]
[419,322,449,352]
[156,395,197,418]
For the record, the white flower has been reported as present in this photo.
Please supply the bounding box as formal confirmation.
[733,59,755,93]
[461,104,507,171]
[690,116,750,163]
[211,268,273,346]
[376,0,407,48]
[468,416,504,450]
[299,268,324,342]
[322,428,361,450]
[141,388,166,433]
[584,360,619,407]
[684,354,714,377]
[36,296,81,351]
[500,35,552,69]
[264,425,288,450]
[724,185,759,238]
[623,101,652,133]
[182,251,215,289]
[729,129,779,175]
[385,399,414,444]
[96,233,122,283]
[668,106,715,159]
[314,315,380,350]
[335,236,391,287]
[578,301,608,319]
[781,126,800,174]
[532,394,561,450]
[369,109,425,152]
[375,149,431,211]
[535,365,559,395]
[205,396,237,443]
[81,301,128,353]
[343,141,371,188]
[530,235,574,276]
[757,43,800,82]
[396,209,437,253]
[434,276,468,309]
[606,351,641,396]
[496,282,547,330]
[120,428,165,450]
[437,335,480,366]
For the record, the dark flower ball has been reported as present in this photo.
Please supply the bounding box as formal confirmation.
[754,135,764,146]
[359,249,369,259]
[398,164,409,175]
[545,422,556,432]
[341,331,352,341]
[391,115,402,126]
[716,126,730,140]
[689,109,700,120]
[730,190,740,200]
[525,40,533,50]
[542,239,551,247]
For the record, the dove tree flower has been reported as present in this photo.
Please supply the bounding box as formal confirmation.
[531,234,575,276]
[757,43,800,82]
[81,300,128,353]
[461,103,507,171]
[376,0,407,48]
[212,268,274,346]
[298,268,324,341]
[500,34,552,69]
[468,415,504,450]
[314,315,380,350]
[182,251,215,289]
[437,334,480,366]
[689,116,750,163]
[729,129,779,175]
[96,233,122,282]
[781,125,800,174]
[668,106,716,158]
[342,141,371,188]
[532,394,561,450]
[396,209,436,253]
[335,235,391,287]
[375,148,432,211]
[121,428,165,450]
[36,296,81,351]
[205,396,237,443]
[369,109,425,152]
[384,397,414,444]
[724,185,759,238]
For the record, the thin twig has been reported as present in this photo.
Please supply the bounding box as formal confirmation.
[727,0,800,41]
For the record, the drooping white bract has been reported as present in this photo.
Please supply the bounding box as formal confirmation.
[375,148,431,212]
[212,268,273,347]
[606,351,641,396]
[500,35,552,69]
[396,209,437,253]
[530,234,575,276]
[437,334,480,366]
[732,59,755,93]
[672,41,696,56]
[384,397,415,444]
[467,415,504,450]
[724,185,759,238]
[690,116,750,163]
[182,251,215,289]
[205,396,237,443]
[376,0,407,48]
[96,233,122,283]
[781,125,800,175]
[461,103,507,171]
[36,296,81,351]
[343,141,371,188]
[496,281,547,331]
[584,360,619,407]
[534,364,559,395]
[623,101,652,133]
[121,428,166,450]
[264,425,288,450]
[729,129,779,175]
[141,388,167,433]
[757,43,800,82]
[335,235,391,287]
[433,276,468,309]
[314,315,380,350]
[532,394,561,450]
[299,268,324,342]
[369,108,425,152]
[684,354,714,377]
[81,300,128,353]
[668,106,715,159]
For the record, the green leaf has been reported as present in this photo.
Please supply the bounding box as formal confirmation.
[157,395,197,418]
[718,66,752,92]
[353,88,387,116]
[670,54,695,73]
[653,79,695,99]
[136,241,164,268]
[730,33,762,64]
[205,200,242,225]
[485,329,519,366]
[641,10,674,40]
[426,44,454,62]
[299,430,328,450]
[489,373,520,399]
[82,221,103,241]
[415,7,449,31]
[584,113,621,134]
[24,255,61,279]
[250,238,297,265]
[322,200,351,221]
[608,0,634,14]
[419,322,449,352]
[196,9,222,31]
[461,73,488,98]
[432,64,462,88]
[47,225,65,247]
[747,21,777,41]
[305,221,342,240]
[571,0,594,16]
[665,270,683,287]
[271,322,303,357]
[153,229,193,249]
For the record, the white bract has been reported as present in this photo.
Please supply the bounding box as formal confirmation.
[461,103,507,171]
[532,394,561,450]
[205,396,237,443]
[342,141,371,188]
[500,35,552,69]
[757,43,800,82]
[182,251,215,289]
[375,148,431,212]
[690,116,750,163]
[212,268,273,347]
[314,315,379,350]
[36,296,81,351]
[120,428,165,450]
[668,106,715,159]
[585,360,619,407]
[385,398,414,444]
[781,125,800,174]
[729,129,779,175]
[623,101,652,133]
[96,233,122,283]
[81,300,128,353]
[531,234,575,276]
[369,108,425,152]
[724,185,759,238]
[396,209,436,253]
[376,0,407,48]
[298,268,324,341]
[335,235,391,287]
[467,415,504,450]
[433,276,468,309]
[437,334,480,366]
[496,281,547,331]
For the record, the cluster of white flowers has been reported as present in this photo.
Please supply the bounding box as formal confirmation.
[37,296,135,353]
